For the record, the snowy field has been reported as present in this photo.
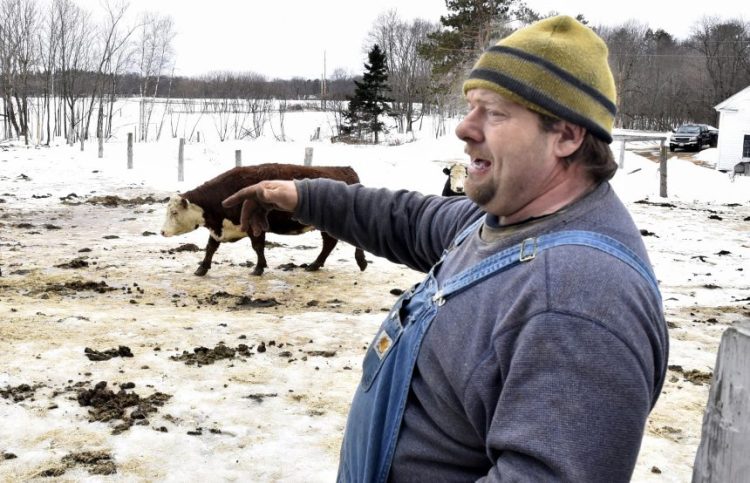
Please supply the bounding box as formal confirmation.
[1,105,749,482]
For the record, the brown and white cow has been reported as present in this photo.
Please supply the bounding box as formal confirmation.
[161,163,368,276]
[441,163,468,196]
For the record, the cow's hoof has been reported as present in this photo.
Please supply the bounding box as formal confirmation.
[251,268,264,276]
[194,266,208,276]
[305,263,322,272]
[355,252,368,271]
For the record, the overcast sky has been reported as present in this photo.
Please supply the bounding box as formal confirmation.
[79,0,748,80]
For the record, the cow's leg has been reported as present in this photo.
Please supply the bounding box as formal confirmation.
[195,236,220,276]
[307,232,338,271]
[249,232,267,276]
[355,247,367,271]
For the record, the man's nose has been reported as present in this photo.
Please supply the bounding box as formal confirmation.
[455,111,481,143]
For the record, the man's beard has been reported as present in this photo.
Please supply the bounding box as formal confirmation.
[466,180,495,207]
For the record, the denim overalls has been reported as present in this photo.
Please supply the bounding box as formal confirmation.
[337,219,662,483]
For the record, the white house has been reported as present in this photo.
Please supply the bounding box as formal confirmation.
[714,85,750,174]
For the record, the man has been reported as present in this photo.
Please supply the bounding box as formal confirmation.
[223,16,668,482]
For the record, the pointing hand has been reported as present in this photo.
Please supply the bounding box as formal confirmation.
[222,180,298,236]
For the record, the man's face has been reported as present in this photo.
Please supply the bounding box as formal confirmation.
[455,88,565,224]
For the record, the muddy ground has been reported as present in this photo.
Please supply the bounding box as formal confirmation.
[1,174,749,481]
[0,183,426,481]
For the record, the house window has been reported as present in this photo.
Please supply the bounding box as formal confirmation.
[744,135,750,158]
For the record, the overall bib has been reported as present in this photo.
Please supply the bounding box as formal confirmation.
[337,220,662,483]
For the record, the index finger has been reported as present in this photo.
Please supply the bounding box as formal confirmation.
[222,185,258,208]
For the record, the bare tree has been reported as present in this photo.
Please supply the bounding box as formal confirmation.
[368,10,438,134]
[598,20,651,129]
[0,0,40,143]
[154,66,175,141]
[37,0,60,145]
[634,29,691,130]
[691,16,750,116]
[211,97,231,141]
[270,98,287,142]
[83,0,135,144]
[168,98,185,138]
[325,68,351,137]
[184,99,204,142]
[104,23,136,139]
[231,98,250,139]
[0,0,21,139]
[239,98,270,139]
[599,16,748,130]
[54,0,92,144]
[136,11,174,141]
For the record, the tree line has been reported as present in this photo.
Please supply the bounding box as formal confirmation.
[2,0,749,145]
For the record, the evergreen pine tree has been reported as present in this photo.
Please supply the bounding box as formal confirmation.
[342,44,392,144]
[418,0,518,77]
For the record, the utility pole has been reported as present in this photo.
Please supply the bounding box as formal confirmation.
[321,50,327,111]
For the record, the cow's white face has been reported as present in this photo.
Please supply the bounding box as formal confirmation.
[160,194,205,237]
[448,163,468,193]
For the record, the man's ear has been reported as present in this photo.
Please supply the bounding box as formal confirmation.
[551,121,586,158]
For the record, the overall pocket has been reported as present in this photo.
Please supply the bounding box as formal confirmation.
[360,311,404,391]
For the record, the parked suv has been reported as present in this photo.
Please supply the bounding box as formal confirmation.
[703,124,719,147]
[669,124,713,151]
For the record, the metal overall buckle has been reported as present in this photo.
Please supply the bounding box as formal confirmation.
[519,237,538,262]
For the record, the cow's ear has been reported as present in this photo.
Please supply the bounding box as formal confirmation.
[180,197,188,209]
[443,167,450,175]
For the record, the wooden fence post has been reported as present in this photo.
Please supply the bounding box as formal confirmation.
[178,138,185,182]
[235,149,242,167]
[692,322,750,482]
[659,140,668,197]
[98,135,103,158]
[127,133,133,169]
[304,147,313,166]
[619,139,626,169]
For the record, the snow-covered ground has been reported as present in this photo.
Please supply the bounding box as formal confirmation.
[1,111,748,482]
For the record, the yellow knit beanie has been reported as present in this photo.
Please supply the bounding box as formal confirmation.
[463,15,617,143]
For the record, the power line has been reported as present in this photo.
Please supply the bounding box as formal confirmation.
[608,53,750,59]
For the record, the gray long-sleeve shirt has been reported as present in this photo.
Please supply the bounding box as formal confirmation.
[293,179,668,482]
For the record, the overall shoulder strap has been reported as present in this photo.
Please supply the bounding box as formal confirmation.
[530,230,660,294]
[434,230,661,305]
[450,216,484,249]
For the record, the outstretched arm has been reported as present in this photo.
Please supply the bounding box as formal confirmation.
[223,178,482,272]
